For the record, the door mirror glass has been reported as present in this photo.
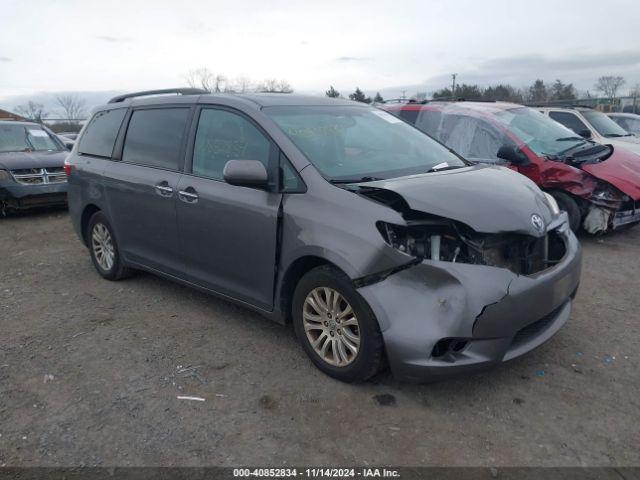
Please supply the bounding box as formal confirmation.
[578,129,592,139]
[223,160,268,187]
[496,145,530,165]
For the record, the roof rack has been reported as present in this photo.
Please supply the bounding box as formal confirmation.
[107,88,209,104]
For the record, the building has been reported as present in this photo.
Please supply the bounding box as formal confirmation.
[0,108,27,121]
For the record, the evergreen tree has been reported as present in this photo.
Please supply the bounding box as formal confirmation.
[325,86,340,98]
[373,92,384,103]
[349,87,371,103]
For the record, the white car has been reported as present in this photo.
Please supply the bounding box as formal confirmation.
[539,107,640,155]
[607,112,640,136]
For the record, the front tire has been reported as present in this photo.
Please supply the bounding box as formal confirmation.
[292,266,384,382]
[87,212,132,280]
[551,191,581,232]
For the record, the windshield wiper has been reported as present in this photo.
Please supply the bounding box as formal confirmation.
[556,136,585,142]
[329,176,384,184]
[425,164,465,173]
[604,133,625,138]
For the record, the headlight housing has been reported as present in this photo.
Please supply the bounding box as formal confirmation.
[0,169,11,181]
[543,192,560,216]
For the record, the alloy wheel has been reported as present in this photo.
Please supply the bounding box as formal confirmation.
[91,223,115,271]
[303,287,360,367]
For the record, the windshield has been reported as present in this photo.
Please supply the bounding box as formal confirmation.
[582,110,631,137]
[0,123,62,153]
[264,105,465,182]
[494,107,586,157]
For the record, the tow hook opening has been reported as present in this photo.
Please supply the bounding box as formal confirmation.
[431,338,470,359]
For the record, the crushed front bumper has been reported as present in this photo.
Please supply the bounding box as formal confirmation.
[357,215,582,382]
[0,182,68,211]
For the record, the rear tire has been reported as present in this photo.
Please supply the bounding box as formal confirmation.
[551,191,581,232]
[87,211,133,281]
[292,265,384,382]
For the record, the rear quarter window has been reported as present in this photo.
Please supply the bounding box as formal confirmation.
[78,108,127,158]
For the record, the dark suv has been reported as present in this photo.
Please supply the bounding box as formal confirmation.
[66,89,581,383]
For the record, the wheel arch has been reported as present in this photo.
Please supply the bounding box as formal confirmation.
[80,204,102,246]
[277,255,349,324]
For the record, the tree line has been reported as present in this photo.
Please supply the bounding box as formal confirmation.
[185,68,293,94]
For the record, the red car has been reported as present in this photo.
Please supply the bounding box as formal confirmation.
[383,101,640,233]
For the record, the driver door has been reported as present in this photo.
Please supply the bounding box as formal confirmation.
[176,107,282,310]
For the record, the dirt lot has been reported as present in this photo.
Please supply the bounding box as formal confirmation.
[0,209,639,467]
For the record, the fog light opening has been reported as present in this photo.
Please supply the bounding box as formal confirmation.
[431,338,469,358]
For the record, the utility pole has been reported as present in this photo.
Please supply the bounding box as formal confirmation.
[400,90,406,101]
[451,73,457,100]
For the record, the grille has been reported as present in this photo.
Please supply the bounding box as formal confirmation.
[11,167,67,185]
[510,303,565,349]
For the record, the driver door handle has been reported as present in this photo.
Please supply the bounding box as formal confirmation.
[154,182,173,197]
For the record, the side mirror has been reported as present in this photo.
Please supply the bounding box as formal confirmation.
[496,145,530,166]
[578,129,592,139]
[64,142,74,151]
[223,160,268,187]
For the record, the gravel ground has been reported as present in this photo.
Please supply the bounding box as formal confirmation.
[0,209,638,467]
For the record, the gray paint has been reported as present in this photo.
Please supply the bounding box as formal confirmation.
[66,93,583,381]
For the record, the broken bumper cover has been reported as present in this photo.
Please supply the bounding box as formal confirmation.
[0,182,68,210]
[613,207,640,229]
[357,216,582,382]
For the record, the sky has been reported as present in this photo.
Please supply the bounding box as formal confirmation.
[1,0,640,114]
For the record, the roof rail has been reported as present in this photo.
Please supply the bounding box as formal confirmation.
[107,88,209,104]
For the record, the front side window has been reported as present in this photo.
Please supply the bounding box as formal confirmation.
[78,108,127,158]
[192,109,271,181]
[0,123,62,153]
[122,108,190,170]
[582,110,632,138]
[549,111,589,136]
[264,106,465,182]
[494,107,587,157]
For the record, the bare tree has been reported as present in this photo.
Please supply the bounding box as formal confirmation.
[56,94,86,121]
[233,76,253,93]
[14,101,48,123]
[257,79,293,93]
[185,68,228,92]
[629,83,640,98]
[594,76,626,101]
[185,68,215,92]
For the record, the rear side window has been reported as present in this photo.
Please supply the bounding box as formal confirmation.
[192,108,271,181]
[548,111,588,135]
[78,108,127,158]
[122,108,190,170]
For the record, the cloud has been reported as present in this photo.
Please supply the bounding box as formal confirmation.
[95,35,132,43]
[335,56,370,62]
[0,56,11,62]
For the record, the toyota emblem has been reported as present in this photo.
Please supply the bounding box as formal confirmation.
[531,214,545,233]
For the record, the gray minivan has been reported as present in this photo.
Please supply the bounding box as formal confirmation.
[66,89,582,383]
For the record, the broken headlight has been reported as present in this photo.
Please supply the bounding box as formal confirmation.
[377,220,560,274]
[377,221,462,261]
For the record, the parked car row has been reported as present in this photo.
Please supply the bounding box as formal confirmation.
[3,89,638,383]
[383,101,640,234]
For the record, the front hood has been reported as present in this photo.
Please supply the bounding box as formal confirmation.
[0,150,68,170]
[581,147,640,200]
[357,165,554,236]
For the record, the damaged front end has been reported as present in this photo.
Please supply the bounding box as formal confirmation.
[350,182,581,382]
[582,185,640,234]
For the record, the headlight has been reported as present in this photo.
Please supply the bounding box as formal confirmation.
[0,169,11,181]
[544,192,560,215]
